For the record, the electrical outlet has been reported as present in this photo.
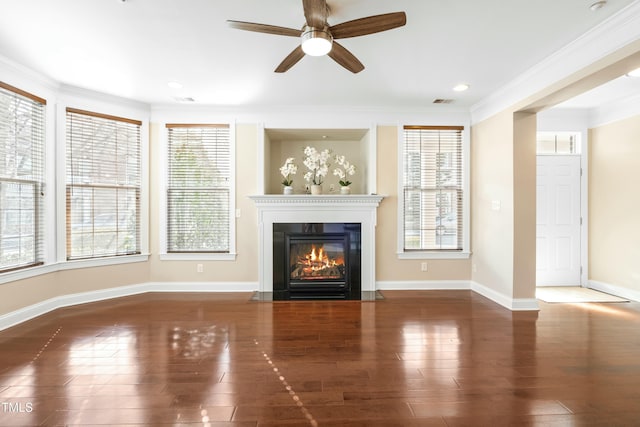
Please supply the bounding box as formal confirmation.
[421,262,428,272]
[329,184,335,192]
[197,263,203,273]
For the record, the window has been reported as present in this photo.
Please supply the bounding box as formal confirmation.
[166,124,231,253]
[0,82,46,273]
[401,125,466,254]
[537,132,581,154]
[66,108,141,260]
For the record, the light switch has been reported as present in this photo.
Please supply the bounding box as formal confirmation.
[491,200,501,211]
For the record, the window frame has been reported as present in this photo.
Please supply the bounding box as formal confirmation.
[397,124,471,260]
[0,81,47,274]
[58,101,149,268]
[159,122,236,261]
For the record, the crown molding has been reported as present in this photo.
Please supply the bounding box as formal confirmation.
[471,0,640,124]
[0,53,59,94]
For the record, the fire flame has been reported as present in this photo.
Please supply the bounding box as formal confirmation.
[291,243,345,280]
[305,245,336,270]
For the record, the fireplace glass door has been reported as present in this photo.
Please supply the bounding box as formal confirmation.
[286,233,349,298]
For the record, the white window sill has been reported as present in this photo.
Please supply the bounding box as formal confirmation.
[59,254,150,270]
[397,251,471,260]
[160,253,237,261]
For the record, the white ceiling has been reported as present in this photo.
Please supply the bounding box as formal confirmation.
[0,0,638,110]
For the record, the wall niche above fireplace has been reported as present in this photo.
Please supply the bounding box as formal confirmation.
[259,127,376,195]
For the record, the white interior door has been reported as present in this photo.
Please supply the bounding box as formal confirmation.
[536,155,581,286]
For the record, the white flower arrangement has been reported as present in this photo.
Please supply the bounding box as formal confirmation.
[302,146,331,185]
[279,157,297,186]
[333,154,356,187]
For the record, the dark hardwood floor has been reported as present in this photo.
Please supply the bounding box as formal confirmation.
[1,290,639,426]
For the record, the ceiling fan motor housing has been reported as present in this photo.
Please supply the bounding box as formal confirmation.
[301,25,333,56]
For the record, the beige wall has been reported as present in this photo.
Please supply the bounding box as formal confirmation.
[470,111,538,300]
[0,272,59,314]
[471,111,516,297]
[512,112,537,299]
[589,114,640,292]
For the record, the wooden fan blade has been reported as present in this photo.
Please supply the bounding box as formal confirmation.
[330,12,406,39]
[302,0,328,28]
[227,20,302,37]
[275,46,306,73]
[328,42,364,74]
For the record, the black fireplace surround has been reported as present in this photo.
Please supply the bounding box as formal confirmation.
[273,223,361,300]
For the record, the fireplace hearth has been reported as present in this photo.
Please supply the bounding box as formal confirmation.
[273,223,361,300]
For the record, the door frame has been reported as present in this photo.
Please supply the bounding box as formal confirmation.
[535,130,589,288]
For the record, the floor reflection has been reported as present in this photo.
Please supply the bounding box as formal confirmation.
[170,325,229,361]
[65,325,143,424]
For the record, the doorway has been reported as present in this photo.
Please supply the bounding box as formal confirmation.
[536,132,582,287]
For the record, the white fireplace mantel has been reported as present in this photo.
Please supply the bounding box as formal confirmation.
[250,194,384,299]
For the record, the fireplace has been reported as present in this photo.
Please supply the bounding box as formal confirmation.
[273,223,361,300]
[249,194,384,300]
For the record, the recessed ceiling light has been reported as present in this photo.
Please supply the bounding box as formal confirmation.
[453,83,469,92]
[590,1,607,11]
[627,67,640,77]
[168,81,183,89]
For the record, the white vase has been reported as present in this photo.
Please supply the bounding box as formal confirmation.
[283,186,293,195]
[340,186,351,195]
[310,184,322,195]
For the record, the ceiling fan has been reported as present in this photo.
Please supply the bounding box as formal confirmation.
[227,0,406,73]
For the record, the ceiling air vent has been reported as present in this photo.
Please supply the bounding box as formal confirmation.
[174,97,195,103]
[433,98,453,104]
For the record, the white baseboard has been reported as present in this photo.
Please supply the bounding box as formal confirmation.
[0,281,257,331]
[471,281,540,311]
[144,281,257,293]
[376,280,471,290]
[588,280,640,302]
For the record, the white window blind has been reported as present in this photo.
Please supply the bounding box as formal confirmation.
[0,82,46,273]
[66,108,141,260]
[166,124,230,253]
[403,126,464,251]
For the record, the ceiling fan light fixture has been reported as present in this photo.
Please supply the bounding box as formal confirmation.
[301,26,333,56]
